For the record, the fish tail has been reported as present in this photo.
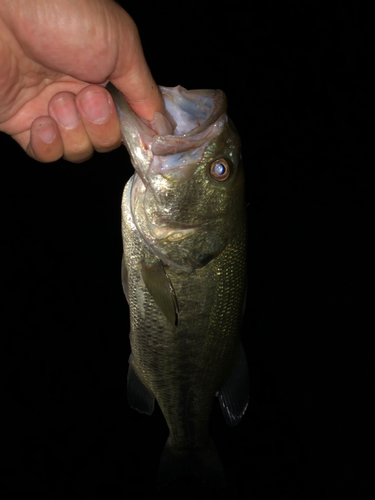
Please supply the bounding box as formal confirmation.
[157,436,227,489]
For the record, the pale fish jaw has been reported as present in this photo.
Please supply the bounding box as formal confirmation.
[149,138,214,181]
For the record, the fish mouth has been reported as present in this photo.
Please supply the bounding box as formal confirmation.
[150,86,227,156]
[106,82,227,161]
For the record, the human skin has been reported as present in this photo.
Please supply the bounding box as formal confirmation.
[0,0,164,163]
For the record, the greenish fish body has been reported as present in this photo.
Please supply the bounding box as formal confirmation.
[107,83,248,487]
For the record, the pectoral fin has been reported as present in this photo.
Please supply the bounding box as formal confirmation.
[217,343,249,426]
[127,355,155,415]
[141,260,179,326]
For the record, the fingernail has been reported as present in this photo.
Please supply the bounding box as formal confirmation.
[80,91,110,124]
[36,120,56,143]
[53,96,80,128]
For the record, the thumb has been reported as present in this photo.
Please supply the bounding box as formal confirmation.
[108,5,164,121]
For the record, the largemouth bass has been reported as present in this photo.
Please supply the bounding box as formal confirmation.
[107,82,249,488]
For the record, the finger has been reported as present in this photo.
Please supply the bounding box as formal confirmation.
[109,8,164,121]
[111,66,163,122]
[75,85,121,153]
[27,116,64,163]
[48,91,94,163]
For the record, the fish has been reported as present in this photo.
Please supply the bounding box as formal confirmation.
[106,82,249,488]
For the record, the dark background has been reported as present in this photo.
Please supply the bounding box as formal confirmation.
[1,1,374,498]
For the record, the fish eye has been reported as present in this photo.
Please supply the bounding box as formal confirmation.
[210,158,230,181]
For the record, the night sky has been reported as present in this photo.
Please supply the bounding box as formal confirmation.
[1,1,374,498]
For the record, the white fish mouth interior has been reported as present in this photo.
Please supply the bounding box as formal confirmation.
[150,88,227,158]
[161,86,215,135]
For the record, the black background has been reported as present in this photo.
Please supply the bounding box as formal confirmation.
[1,1,374,498]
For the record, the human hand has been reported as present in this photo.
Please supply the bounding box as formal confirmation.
[0,0,163,163]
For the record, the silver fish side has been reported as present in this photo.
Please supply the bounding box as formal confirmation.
[107,82,249,488]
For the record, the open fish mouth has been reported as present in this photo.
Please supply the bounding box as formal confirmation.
[106,83,228,180]
[150,86,227,156]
